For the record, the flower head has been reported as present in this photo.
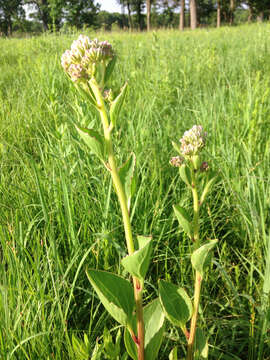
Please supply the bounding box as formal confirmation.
[61,35,115,82]
[180,125,207,156]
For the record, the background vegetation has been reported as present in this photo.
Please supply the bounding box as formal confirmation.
[1,0,270,36]
[0,23,270,359]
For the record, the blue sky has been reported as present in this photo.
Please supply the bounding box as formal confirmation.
[99,0,122,13]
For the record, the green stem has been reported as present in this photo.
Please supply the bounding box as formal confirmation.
[191,170,200,245]
[187,168,201,360]
[187,271,202,360]
[90,78,144,360]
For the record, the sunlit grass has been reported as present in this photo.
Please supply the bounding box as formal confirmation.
[0,24,270,359]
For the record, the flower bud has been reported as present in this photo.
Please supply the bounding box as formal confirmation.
[170,156,184,167]
[200,161,209,172]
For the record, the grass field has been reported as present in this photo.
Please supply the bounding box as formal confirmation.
[0,24,270,359]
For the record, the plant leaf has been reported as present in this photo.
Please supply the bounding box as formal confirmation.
[121,236,152,281]
[124,328,137,360]
[110,82,128,127]
[74,82,98,109]
[86,269,135,326]
[159,280,193,329]
[119,152,136,211]
[76,126,106,162]
[195,328,208,359]
[124,299,165,360]
[200,172,216,205]
[144,299,165,360]
[191,239,218,279]
[104,56,117,84]
[169,347,178,360]
[72,334,89,360]
[173,204,192,238]
[179,164,192,188]
[172,141,181,155]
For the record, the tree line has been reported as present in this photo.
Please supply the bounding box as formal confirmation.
[0,0,270,36]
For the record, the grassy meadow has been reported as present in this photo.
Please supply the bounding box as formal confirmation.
[0,24,270,359]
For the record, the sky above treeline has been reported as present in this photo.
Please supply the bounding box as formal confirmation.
[99,0,122,13]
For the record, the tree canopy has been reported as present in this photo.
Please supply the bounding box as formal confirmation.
[1,0,270,36]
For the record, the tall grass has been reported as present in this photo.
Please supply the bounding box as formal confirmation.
[0,24,269,359]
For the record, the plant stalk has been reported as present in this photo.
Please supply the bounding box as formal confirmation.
[187,168,201,360]
[187,271,202,360]
[90,78,145,359]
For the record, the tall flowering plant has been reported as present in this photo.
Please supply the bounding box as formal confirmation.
[61,36,218,360]
[62,35,165,360]
[159,125,218,360]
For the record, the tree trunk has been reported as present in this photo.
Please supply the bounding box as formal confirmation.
[189,0,197,30]
[217,0,221,28]
[257,12,263,22]
[7,15,12,36]
[135,1,143,30]
[127,1,133,30]
[179,0,185,31]
[229,0,235,25]
[248,6,253,22]
[146,0,151,31]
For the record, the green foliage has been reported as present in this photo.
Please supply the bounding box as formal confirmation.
[124,299,165,360]
[173,204,192,238]
[195,328,208,359]
[179,164,192,188]
[191,240,218,279]
[76,126,106,162]
[110,82,128,128]
[86,269,135,326]
[159,280,193,329]
[169,347,178,360]
[121,235,152,280]
[1,25,270,359]
[118,152,136,211]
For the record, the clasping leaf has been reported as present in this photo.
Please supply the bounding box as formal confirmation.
[119,153,136,212]
[179,164,192,188]
[76,126,106,162]
[121,235,152,281]
[191,239,218,279]
[159,280,193,330]
[195,328,209,359]
[110,82,128,128]
[200,172,216,205]
[124,299,165,360]
[169,347,178,360]
[173,204,192,238]
[86,269,135,326]
[104,56,117,85]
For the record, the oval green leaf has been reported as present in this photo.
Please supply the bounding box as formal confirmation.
[119,152,136,212]
[159,280,193,329]
[121,236,152,281]
[86,269,135,326]
[76,126,106,162]
[195,328,209,359]
[110,82,128,127]
[179,164,192,187]
[173,204,192,238]
[191,239,218,279]
[124,299,165,360]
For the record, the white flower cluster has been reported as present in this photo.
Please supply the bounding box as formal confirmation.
[180,125,207,156]
[61,35,114,82]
